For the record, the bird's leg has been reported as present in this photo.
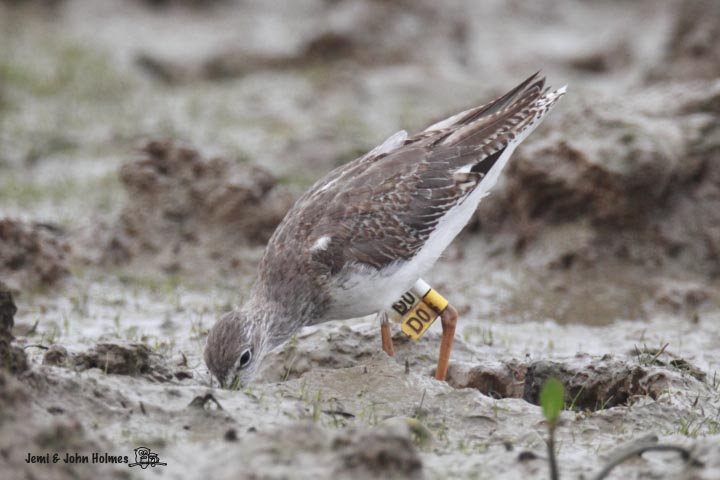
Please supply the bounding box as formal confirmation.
[379,311,395,357]
[435,304,458,381]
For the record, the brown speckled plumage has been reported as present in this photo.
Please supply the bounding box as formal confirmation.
[205,73,566,386]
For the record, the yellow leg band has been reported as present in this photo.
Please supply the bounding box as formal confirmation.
[422,288,448,315]
[390,280,450,340]
[401,301,439,340]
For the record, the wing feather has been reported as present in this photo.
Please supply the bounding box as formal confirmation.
[261,74,565,283]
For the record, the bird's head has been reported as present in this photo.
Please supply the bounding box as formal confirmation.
[204,310,268,388]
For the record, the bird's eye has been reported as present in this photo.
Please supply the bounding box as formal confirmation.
[238,349,252,369]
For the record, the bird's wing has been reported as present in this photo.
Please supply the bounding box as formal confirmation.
[265,73,564,277]
[292,147,478,274]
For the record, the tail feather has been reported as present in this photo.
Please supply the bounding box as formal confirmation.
[424,72,543,134]
[458,72,544,125]
[439,77,565,151]
[441,85,543,148]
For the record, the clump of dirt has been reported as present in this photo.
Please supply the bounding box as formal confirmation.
[0,370,29,419]
[336,422,423,479]
[72,343,164,376]
[0,281,27,374]
[42,344,69,366]
[135,30,373,84]
[472,80,720,316]
[445,352,708,411]
[629,345,707,382]
[522,353,706,411]
[648,0,720,82]
[0,371,126,480]
[42,342,191,381]
[96,141,296,274]
[135,0,467,83]
[199,420,423,480]
[0,219,70,291]
[0,281,17,338]
[0,338,27,375]
[652,279,712,314]
[187,392,224,411]
[199,31,364,82]
[445,360,525,399]
[567,41,632,74]
[51,342,192,381]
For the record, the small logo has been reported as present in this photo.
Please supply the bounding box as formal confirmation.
[128,447,167,469]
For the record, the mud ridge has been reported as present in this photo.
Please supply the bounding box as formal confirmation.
[0,219,69,291]
[447,352,709,412]
[92,140,296,275]
[43,341,192,381]
[0,281,27,374]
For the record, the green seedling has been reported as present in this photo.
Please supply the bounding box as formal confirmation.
[540,378,564,480]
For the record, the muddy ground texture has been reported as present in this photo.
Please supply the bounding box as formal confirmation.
[1,0,720,479]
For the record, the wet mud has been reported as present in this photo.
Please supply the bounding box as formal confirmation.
[135,1,467,84]
[1,0,719,479]
[0,219,69,291]
[0,368,137,480]
[0,282,27,373]
[92,140,296,276]
[648,0,720,82]
[470,80,720,323]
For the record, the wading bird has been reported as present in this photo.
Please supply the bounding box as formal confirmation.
[205,73,566,387]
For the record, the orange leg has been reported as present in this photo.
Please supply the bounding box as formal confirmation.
[380,314,395,357]
[435,304,458,381]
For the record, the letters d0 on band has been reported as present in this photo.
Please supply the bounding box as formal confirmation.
[388,279,449,340]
